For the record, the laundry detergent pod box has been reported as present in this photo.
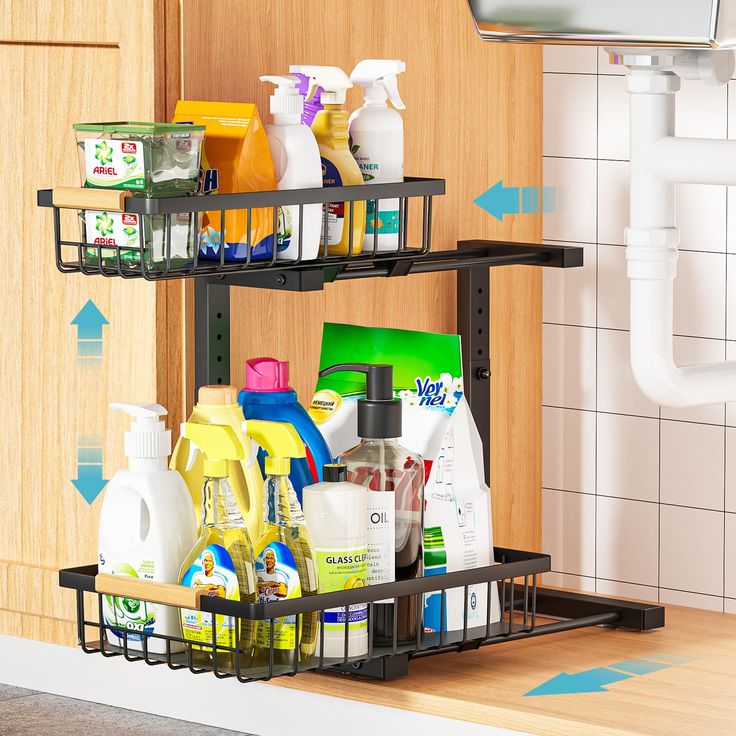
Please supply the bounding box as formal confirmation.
[74,121,204,197]
[309,323,501,641]
[173,101,279,261]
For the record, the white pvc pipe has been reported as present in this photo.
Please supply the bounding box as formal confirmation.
[648,136,736,186]
[627,66,736,408]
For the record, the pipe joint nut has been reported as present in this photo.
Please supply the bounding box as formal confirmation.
[625,227,679,249]
[627,71,681,95]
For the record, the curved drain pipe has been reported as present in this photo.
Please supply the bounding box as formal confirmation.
[617,49,736,407]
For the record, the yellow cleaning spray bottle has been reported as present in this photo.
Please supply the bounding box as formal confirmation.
[171,385,264,542]
[246,420,319,671]
[178,422,257,671]
[297,65,366,256]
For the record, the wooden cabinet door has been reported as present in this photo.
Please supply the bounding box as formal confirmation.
[0,0,157,645]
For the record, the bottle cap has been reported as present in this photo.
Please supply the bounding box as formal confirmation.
[244,357,291,392]
[203,459,228,478]
[198,385,239,405]
[109,402,171,459]
[265,456,291,476]
[323,463,347,482]
[318,363,401,439]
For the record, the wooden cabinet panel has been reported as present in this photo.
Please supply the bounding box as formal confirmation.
[178,0,542,550]
[0,0,157,640]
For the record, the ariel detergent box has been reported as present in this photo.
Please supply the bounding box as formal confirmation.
[173,101,279,261]
[309,323,501,639]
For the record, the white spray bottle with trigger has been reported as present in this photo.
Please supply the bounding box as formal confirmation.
[349,59,406,252]
[260,75,323,262]
[98,403,197,655]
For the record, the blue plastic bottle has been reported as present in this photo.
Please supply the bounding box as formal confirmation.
[238,357,333,503]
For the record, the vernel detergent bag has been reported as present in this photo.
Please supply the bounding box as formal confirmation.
[173,101,278,261]
[309,323,501,641]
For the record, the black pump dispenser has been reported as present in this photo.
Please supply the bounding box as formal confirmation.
[319,363,402,439]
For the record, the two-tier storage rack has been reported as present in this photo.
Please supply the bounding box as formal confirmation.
[39,179,664,683]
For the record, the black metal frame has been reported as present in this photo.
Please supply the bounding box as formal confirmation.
[43,177,665,681]
[59,547,662,683]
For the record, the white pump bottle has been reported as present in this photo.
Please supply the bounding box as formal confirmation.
[98,403,197,654]
[260,74,323,261]
[349,60,406,252]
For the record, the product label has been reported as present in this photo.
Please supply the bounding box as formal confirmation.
[315,546,368,636]
[84,211,141,250]
[180,544,242,648]
[101,559,157,643]
[255,541,302,650]
[308,389,342,424]
[321,158,344,246]
[84,139,146,190]
[366,493,396,603]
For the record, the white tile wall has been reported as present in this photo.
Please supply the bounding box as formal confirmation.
[543,47,733,611]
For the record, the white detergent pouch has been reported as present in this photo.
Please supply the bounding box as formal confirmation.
[308,323,501,642]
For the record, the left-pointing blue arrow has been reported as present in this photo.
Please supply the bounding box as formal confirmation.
[72,440,108,504]
[473,180,520,222]
[71,299,109,341]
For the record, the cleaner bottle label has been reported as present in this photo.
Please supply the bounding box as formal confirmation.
[254,542,302,650]
[315,547,368,636]
[321,158,345,246]
[83,139,146,190]
[366,492,396,603]
[180,545,241,648]
[101,560,156,643]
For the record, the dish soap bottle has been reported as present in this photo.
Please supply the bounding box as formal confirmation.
[238,357,334,505]
[98,403,197,655]
[318,363,424,647]
[260,75,323,262]
[178,422,258,671]
[171,385,264,542]
[247,422,318,670]
[349,59,406,252]
[299,65,366,256]
[302,463,368,659]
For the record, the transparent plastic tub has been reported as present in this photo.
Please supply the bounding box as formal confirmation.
[74,121,204,198]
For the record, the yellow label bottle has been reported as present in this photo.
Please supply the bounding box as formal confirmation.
[301,65,366,256]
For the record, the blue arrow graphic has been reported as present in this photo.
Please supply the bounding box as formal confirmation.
[474,181,556,222]
[72,439,108,504]
[71,299,109,340]
[525,667,632,696]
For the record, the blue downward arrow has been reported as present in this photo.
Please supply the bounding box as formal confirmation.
[525,667,633,696]
[72,465,108,505]
[71,299,109,341]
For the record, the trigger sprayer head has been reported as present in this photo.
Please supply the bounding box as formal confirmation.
[297,65,352,105]
[350,59,406,109]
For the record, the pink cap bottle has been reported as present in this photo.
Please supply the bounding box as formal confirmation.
[244,357,292,392]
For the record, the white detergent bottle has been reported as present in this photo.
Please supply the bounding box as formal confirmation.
[260,74,323,261]
[98,402,197,654]
[349,59,406,252]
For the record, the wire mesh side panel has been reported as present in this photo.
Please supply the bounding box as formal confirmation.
[71,559,542,684]
[48,183,440,282]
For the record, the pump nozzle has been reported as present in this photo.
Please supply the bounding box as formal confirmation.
[110,402,171,465]
[297,65,352,105]
[181,422,244,479]
[350,59,406,109]
[259,75,304,118]
[319,363,402,439]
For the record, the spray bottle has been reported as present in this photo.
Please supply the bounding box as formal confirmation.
[318,363,424,647]
[260,75,323,261]
[349,60,406,252]
[246,420,319,670]
[98,403,197,655]
[178,422,257,671]
[297,65,366,256]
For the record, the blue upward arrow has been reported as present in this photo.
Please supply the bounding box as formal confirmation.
[71,299,109,341]
[474,180,520,222]
[524,667,633,697]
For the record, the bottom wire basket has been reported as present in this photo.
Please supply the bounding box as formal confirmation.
[59,547,551,683]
